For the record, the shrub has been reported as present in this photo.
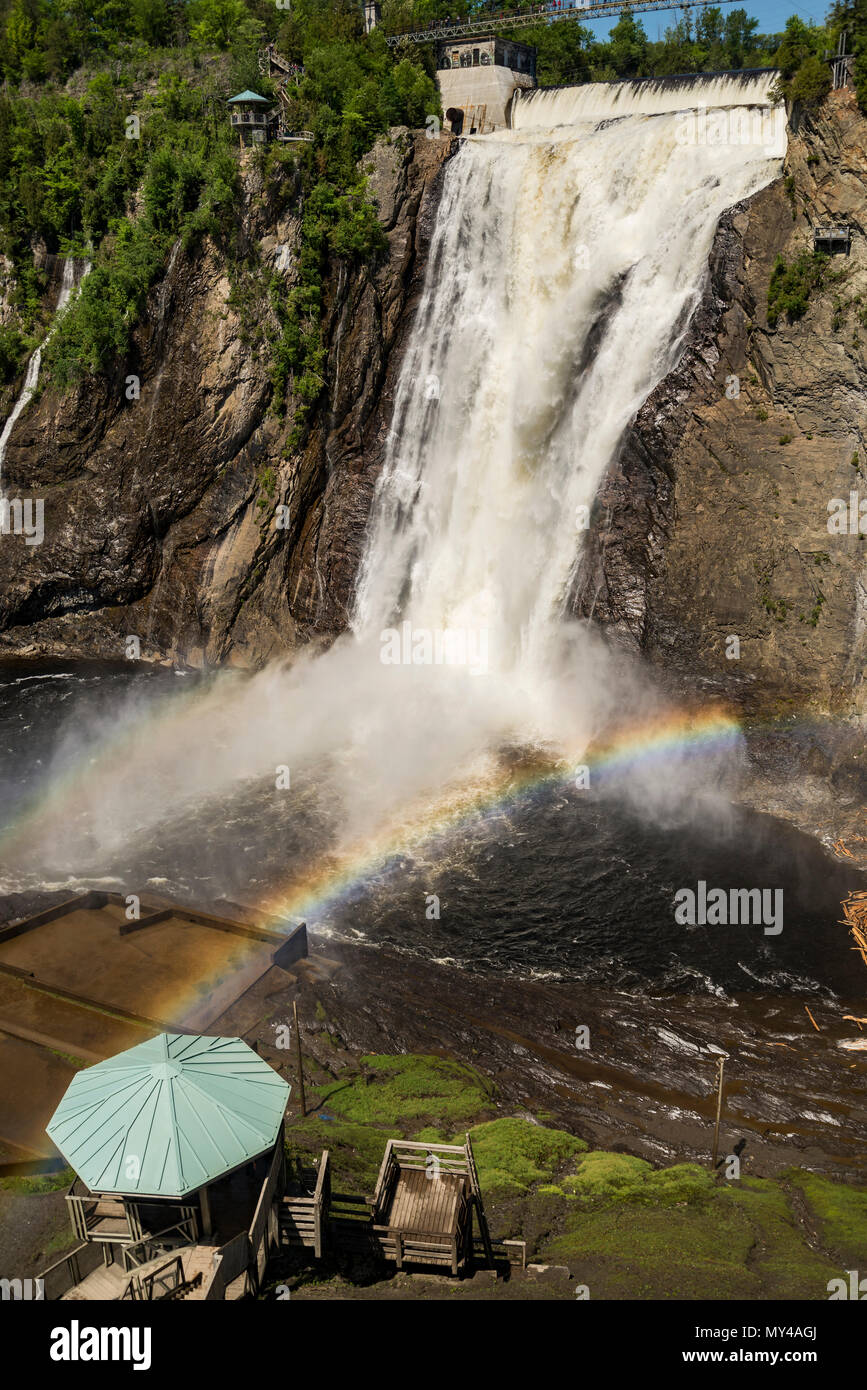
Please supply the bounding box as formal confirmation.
[789,55,832,106]
[767,251,826,328]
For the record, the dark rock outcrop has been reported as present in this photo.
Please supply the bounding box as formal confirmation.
[573,89,867,720]
[0,130,453,667]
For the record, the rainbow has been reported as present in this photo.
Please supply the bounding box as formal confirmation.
[259,704,742,934]
[0,688,742,1029]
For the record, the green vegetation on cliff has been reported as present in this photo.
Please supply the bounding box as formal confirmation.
[0,0,865,406]
[0,0,439,408]
[767,250,828,327]
[281,1051,867,1299]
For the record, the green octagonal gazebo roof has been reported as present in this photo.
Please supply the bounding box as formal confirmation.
[46,1034,290,1199]
[227,89,270,104]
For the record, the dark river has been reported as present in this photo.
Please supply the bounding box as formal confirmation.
[0,660,861,1005]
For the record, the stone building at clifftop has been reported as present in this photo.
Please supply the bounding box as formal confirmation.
[436,35,537,134]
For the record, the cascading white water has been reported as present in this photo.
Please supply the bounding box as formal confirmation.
[0,258,82,490]
[4,79,787,879]
[512,69,782,124]
[354,74,786,675]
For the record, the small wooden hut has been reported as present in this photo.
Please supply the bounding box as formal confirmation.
[227,90,277,147]
[369,1136,493,1275]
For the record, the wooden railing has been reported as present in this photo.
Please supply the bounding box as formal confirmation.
[119,1212,198,1272]
[248,1128,286,1290]
[312,1150,330,1258]
[66,1187,144,1244]
[123,1254,186,1301]
[36,1242,103,1300]
[202,1231,249,1301]
[122,1253,204,1301]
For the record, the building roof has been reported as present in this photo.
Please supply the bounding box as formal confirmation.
[227,90,271,105]
[46,1034,290,1199]
[437,33,536,54]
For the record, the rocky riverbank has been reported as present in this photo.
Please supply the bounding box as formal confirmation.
[213,929,867,1186]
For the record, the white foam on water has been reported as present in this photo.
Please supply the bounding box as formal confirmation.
[5,79,786,880]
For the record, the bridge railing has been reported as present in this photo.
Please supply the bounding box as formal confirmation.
[385,0,744,46]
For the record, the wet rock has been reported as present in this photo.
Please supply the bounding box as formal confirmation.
[0,131,454,667]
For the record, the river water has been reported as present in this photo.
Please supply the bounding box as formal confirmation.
[0,661,860,1008]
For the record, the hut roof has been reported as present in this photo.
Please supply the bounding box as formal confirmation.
[227,90,271,105]
[46,1033,290,1199]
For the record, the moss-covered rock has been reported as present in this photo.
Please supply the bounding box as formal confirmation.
[560,1151,652,1198]
[469,1117,588,1196]
[286,1053,496,1193]
[786,1170,867,1266]
[310,1054,494,1129]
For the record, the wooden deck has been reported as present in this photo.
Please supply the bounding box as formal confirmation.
[370,1137,493,1275]
[385,1166,464,1236]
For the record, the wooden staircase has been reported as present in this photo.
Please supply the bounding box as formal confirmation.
[257,45,313,141]
[278,1150,330,1257]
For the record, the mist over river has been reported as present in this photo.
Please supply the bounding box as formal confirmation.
[0,661,861,1008]
[0,77,862,1040]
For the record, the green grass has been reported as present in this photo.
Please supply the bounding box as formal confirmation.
[0,1166,74,1194]
[544,1172,841,1300]
[278,1054,867,1297]
[308,1054,494,1129]
[468,1117,588,1198]
[285,1053,495,1193]
[286,1118,401,1194]
[41,1224,80,1258]
[786,1170,867,1265]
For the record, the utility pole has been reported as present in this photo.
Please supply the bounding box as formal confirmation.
[710,1054,726,1171]
[293,999,307,1118]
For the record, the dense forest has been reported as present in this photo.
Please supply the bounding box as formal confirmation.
[0,0,864,418]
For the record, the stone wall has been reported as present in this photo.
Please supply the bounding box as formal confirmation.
[438,65,536,133]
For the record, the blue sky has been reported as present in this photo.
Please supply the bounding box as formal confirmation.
[582,0,831,41]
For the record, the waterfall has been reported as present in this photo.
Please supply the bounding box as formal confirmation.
[511,69,782,125]
[353,75,786,677]
[8,79,788,878]
[0,257,80,489]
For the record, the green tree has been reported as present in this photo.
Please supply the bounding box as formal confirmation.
[773,15,825,78]
[130,0,173,46]
[608,11,649,79]
[789,53,832,103]
[827,0,867,113]
[189,0,261,51]
[4,0,36,74]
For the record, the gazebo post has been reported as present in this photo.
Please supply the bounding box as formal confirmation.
[200,1184,213,1237]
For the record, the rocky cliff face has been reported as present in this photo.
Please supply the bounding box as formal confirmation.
[3,93,867,849]
[571,88,867,855]
[0,129,452,667]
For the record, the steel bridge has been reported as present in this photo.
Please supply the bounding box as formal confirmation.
[385,0,743,47]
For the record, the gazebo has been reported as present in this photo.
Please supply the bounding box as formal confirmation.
[46,1033,290,1258]
[227,89,276,146]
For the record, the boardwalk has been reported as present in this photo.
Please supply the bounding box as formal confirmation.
[385,1166,463,1237]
